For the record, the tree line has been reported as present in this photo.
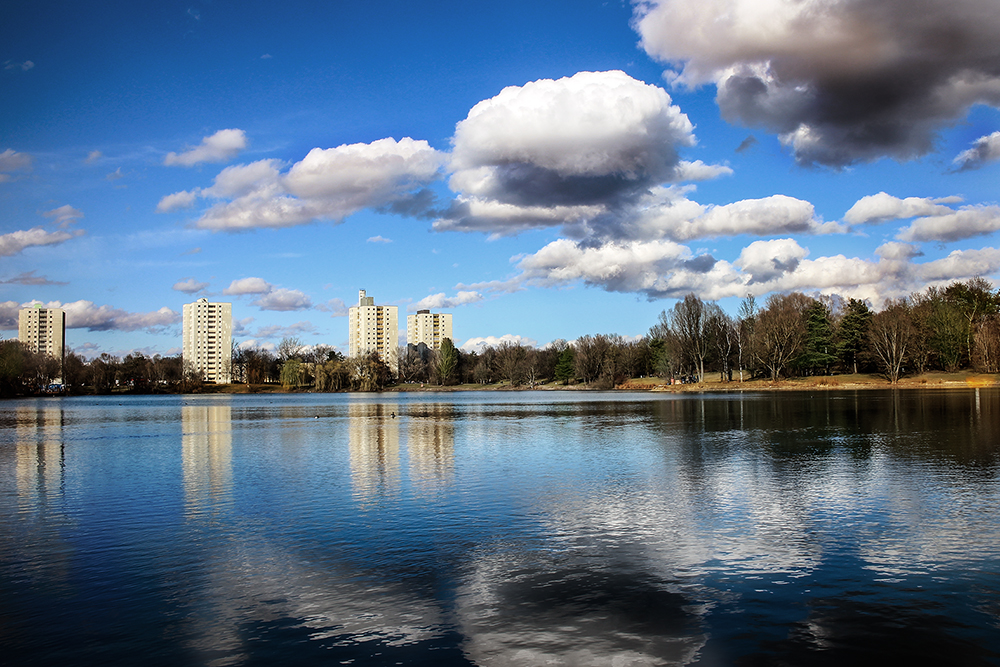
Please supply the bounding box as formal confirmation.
[3,277,998,396]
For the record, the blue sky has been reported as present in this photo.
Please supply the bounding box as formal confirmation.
[3,0,1000,358]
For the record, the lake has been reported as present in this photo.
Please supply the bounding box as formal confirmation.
[2,389,999,666]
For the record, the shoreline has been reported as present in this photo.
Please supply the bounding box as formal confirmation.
[12,371,997,399]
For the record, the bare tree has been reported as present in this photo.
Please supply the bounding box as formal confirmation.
[495,340,527,385]
[751,292,809,381]
[708,305,734,381]
[973,315,1000,373]
[869,299,915,384]
[670,294,711,381]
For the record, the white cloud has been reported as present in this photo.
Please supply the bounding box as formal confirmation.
[674,160,734,182]
[633,0,1000,166]
[179,138,442,231]
[0,227,82,257]
[897,206,1000,243]
[156,189,200,213]
[843,192,958,225]
[409,291,483,311]
[252,288,313,312]
[4,60,34,72]
[0,148,32,181]
[0,300,180,332]
[42,204,84,227]
[367,235,392,243]
[953,131,1000,171]
[85,150,102,164]
[500,233,1000,306]
[172,278,209,294]
[223,277,272,295]
[632,193,839,242]
[459,334,538,353]
[439,71,696,236]
[734,238,810,283]
[316,298,349,317]
[164,128,248,166]
[222,277,313,311]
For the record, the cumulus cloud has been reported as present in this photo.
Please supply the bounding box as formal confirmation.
[223,277,273,295]
[897,206,1000,243]
[42,204,83,228]
[164,128,248,166]
[166,138,443,230]
[367,235,392,243]
[0,148,32,181]
[842,193,1000,242]
[409,291,483,311]
[252,288,313,311]
[633,0,1000,166]
[221,277,313,311]
[628,192,840,242]
[85,150,102,164]
[953,131,1000,171]
[459,334,539,353]
[0,300,180,332]
[499,233,1000,306]
[0,227,82,257]
[172,278,209,294]
[156,189,200,212]
[843,192,958,225]
[4,60,34,72]
[439,71,705,235]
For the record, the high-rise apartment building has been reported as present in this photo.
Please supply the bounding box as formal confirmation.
[18,305,66,371]
[348,290,398,368]
[407,310,452,351]
[182,298,232,383]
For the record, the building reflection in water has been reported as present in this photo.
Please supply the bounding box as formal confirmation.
[405,403,455,496]
[15,405,65,511]
[181,401,233,519]
[348,402,400,502]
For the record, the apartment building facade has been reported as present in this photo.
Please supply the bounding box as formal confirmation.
[348,290,398,368]
[182,298,232,383]
[18,306,66,370]
[407,310,452,351]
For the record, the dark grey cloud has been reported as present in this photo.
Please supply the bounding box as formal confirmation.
[635,0,1000,167]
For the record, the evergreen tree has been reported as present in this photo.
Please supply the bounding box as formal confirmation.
[836,298,872,374]
[554,346,575,384]
[795,300,837,375]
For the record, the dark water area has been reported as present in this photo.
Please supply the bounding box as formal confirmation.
[1,389,999,666]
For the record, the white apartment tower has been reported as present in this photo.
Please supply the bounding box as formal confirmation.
[407,310,452,351]
[18,305,66,368]
[348,290,398,368]
[182,298,232,383]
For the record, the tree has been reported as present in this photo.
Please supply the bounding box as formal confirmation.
[277,337,304,363]
[973,315,1000,373]
[280,358,303,389]
[436,338,458,385]
[495,340,527,385]
[708,305,735,381]
[836,298,872,374]
[795,299,836,375]
[736,294,757,381]
[751,292,809,381]
[669,294,711,381]
[869,299,915,384]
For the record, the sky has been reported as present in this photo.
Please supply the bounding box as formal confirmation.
[2,0,1000,358]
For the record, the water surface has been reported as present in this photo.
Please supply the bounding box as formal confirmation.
[2,389,999,665]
